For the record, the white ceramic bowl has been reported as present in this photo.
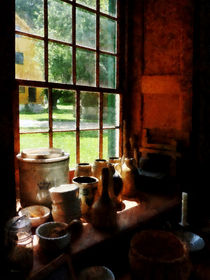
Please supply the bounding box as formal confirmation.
[78,266,115,280]
[19,205,50,228]
[175,231,205,252]
[36,222,70,253]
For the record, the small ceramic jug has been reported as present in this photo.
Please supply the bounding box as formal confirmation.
[74,163,92,177]
[92,159,108,196]
[108,163,124,211]
[121,157,139,198]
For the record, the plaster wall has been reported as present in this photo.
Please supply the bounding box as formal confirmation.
[127,0,193,149]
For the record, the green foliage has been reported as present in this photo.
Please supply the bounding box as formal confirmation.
[48,0,72,43]
[77,0,96,9]
[80,92,98,107]
[16,0,117,104]
[76,49,96,86]
[58,91,75,105]
[48,42,72,84]
[16,0,43,30]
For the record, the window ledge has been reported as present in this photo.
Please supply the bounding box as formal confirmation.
[29,192,180,278]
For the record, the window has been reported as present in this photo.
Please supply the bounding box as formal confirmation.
[15,0,121,169]
[15,52,24,64]
[19,86,25,93]
[28,87,36,102]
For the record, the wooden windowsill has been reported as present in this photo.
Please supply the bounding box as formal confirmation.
[28,192,180,279]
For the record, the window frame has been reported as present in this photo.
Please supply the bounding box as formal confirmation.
[15,0,124,167]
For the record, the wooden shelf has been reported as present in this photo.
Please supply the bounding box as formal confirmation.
[28,192,180,279]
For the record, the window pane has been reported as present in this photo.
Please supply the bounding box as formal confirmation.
[76,49,96,86]
[103,129,119,159]
[15,36,44,81]
[103,93,119,128]
[19,87,48,133]
[80,92,99,129]
[48,42,72,84]
[48,0,72,43]
[15,0,44,36]
[100,16,117,53]
[80,130,99,163]
[16,52,24,64]
[52,89,76,131]
[100,54,116,88]
[76,8,96,49]
[20,133,49,151]
[100,0,117,17]
[76,0,96,9]
[53,132,76,168]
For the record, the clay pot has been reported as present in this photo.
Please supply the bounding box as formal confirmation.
[129,230,192,280]
[74,163,92,177]
[72,176,98,221]
[49,184,81,223]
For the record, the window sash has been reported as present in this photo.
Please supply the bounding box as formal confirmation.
[15,0,122,164]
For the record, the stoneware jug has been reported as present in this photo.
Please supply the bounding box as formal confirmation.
[91,168,117,230]
[121,157,139,198]
[92,159,108,196]
[109,156,122,174]
[108,163,123,211]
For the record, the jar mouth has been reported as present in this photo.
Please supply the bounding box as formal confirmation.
[95,159,107,162]
[78,163,90,166]
[73,176,98,184]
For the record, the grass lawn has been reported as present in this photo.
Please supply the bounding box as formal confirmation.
[20,104,75,121]
[20,131,109,168]
[19,104,115,168]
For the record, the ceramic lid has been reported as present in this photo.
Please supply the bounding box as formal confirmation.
[16,147,69,163]
[5,215,31,233]
[20,147,65,159]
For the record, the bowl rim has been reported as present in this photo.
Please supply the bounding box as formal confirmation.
[36,221,70,240]
[19,205,50,220]
[129,230,188,263]
[79,265,115,279]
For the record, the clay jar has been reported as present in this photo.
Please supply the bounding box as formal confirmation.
[49,184,81,223]
[92,159,108,196]
[109,156,122,174]
[72,176,98,221]
[121,157,139,198]
[74,163,92,177]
